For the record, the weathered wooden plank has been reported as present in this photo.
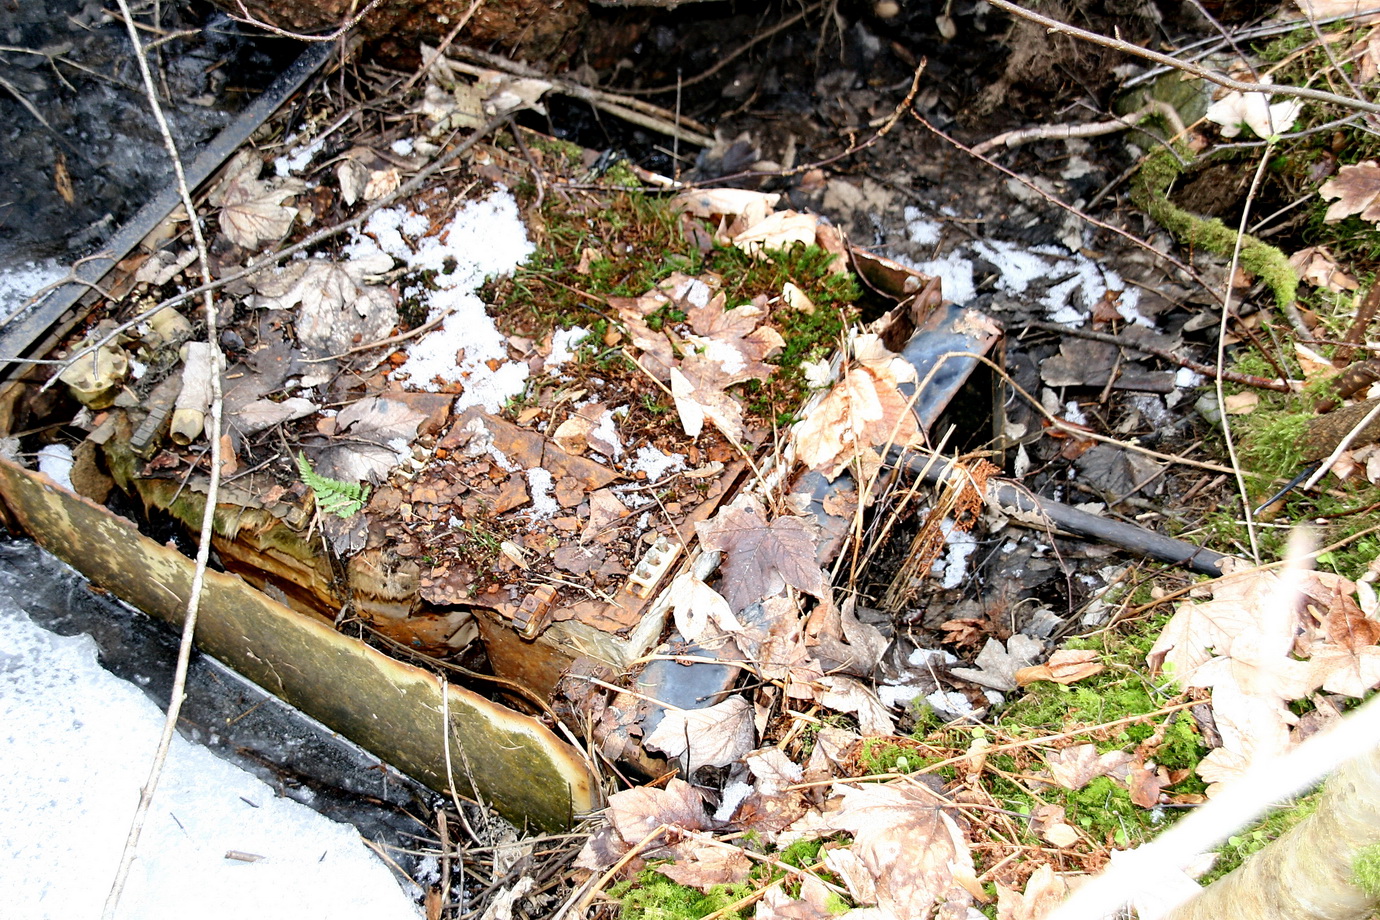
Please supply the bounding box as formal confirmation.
[0,456,598,831]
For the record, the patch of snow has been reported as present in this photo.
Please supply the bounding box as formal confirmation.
[0,600,420,920]
[714,782,753,822]
[36,444,74,491]
[546,326,590,370]
[0,259,65,323]
[629,445,685,480]
[926,690,976,718]
[1175,367,1203,388]
[936,523,978,590]
[895,251,975,305]
[391,138,415,156]
[591,409,623,461]
[971,239,1048,295]
[879,683,925,709]
[377,193,535,412]
[274,136,326,176]
[525,467,558,519]
[909,647,958,668]
[1063,401,1087,425]
[903,206,941,246]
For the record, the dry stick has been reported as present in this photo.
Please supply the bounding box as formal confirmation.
[970,100,1187,157]
[43,113,511,389]
[1023,321,1293,392]
[102,0,226,915]
[1302,399,1380,491]
[1216,146,1275,565]
[910,112,1227,310]
[583,1,822,98]
[229,0,385,42]
[401,0,486,91]
[984,0,1380,115]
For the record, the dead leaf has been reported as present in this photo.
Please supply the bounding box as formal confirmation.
[1014,649,1104,686]
[732,210,819,256]
[316,396,427,482]
[756,873,841,920]
[607,777,709,841]
[696,494,829,611]
[658,843,753,892]
[672,362,745,442]
[794,356,921,481]
[950,635,1045,692]
[1127,759,1171,808]
[818,675,896,736]
[213,152,304,249]
[246,260,398,359]
[1320,161,1380,223]
[996,864,1070,920]
[1222,392,1260,415]
[644,697,756,772]
[1289,246,1360,292]
[1044,744,1133,791]
[1295,0,1380,22]
[817,782,975,920]
[669,571,739,642]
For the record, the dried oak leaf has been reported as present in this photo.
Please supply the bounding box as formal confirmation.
[644,696,756,772]
[1320,161,1380,224]
[818,782,975,920]
[683,293,785,385]
[695,494,829,611]
[672,360,746,442]
[246,260,398,359]
[669,570,739,642]
[1289,246,1360,292]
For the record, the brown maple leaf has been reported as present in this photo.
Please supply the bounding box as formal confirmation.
[672,357,747,442]
[1320,161,1380,223]
[818,781,976,920]
[683,293,785,385]
[696,495,829,611]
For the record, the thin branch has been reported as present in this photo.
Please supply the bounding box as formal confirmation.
[984,0,1380,115]
[1215,146,1275,564]
[102,0,226,914]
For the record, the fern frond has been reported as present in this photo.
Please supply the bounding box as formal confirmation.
[296,452,370,518]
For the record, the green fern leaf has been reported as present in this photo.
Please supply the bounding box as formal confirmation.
[296,452,370,518]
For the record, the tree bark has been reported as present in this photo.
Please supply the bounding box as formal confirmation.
[1166,746,1380,920]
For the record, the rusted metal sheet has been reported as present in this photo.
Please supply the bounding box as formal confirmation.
[0,456,598,831]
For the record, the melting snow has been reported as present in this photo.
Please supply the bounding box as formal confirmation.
[0,599,419,919]
[348,193,534,412]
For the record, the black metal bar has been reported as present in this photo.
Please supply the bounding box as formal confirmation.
[0,40,336,377]
[894,451,1233,577]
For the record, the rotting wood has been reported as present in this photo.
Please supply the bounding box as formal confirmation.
[0,455,598,832]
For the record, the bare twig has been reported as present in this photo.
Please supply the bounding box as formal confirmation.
[102,0,227,913]
[1215,145,1276,564]
[229,0,385,42]
[984,0,1380,115]
[910,112,1226,308]
[971,100,1187,156]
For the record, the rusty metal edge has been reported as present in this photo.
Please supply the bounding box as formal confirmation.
[0,455,599,831]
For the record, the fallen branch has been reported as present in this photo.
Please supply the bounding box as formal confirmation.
[102,0,227,913]
[971,100,1187,157]
[984,0,1380,116]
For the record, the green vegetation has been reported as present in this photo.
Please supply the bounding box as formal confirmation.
[1352,842,1380,897]
[610,836,854,920]
[609,871,753,920]
[1130,145,1298,311]
[296,452,369,518]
